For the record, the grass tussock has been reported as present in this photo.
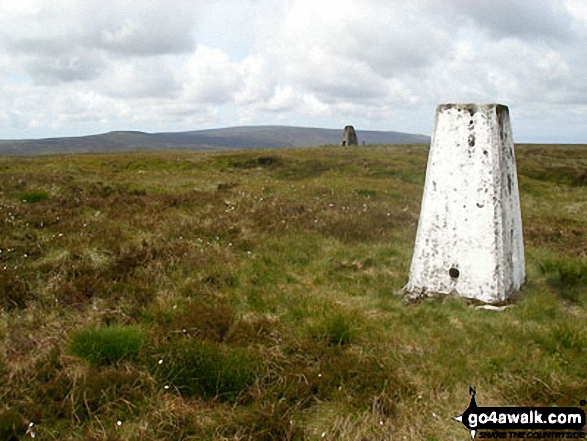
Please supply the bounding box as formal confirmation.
[18,190,50,203]
[69,325,145,365]
[1,144,586,439]
[153,339,260,402]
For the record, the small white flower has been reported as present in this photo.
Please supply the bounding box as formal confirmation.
[321,432,326,438]
[164,385,169,390]
[26,422,36,438]
[117,420,122,426]
[158,359,163,365]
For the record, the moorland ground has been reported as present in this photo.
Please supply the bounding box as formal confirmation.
[1,144,586,440]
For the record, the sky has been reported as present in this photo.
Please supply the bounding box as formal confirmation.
[1,0,586,143]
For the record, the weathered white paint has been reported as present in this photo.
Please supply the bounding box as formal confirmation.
[403,104,525,303]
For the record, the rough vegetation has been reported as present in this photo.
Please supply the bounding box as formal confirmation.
[0,144,586,439]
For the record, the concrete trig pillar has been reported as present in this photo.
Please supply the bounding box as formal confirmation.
[341,125,358,146]
[402,104,525,303]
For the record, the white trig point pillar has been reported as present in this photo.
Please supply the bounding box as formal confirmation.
[403,104,525,303]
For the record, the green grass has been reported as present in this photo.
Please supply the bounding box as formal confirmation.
[153,339,259,402]
[0,408,25,441]
[18,190,50,203]
[0,144,586,439]
[70,325,145,365]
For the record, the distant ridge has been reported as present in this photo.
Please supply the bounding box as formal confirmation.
[0,125,430,156]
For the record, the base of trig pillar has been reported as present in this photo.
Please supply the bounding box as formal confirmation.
[402,104,525,304]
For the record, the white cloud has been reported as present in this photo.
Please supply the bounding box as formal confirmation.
[301,94,333,118]
[270,0,449,102]
[0,0,586,142]
[235,54,277,105]
[97,56,181,99]
[181,46,241,104]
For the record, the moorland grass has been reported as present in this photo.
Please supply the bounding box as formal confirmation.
[0,144,586,439]
[153,339,259,402]
[18,190,50,203]
[69,325,145,366]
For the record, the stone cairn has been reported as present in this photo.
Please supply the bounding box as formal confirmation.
[341,125,358,146]
[402,104,525,304]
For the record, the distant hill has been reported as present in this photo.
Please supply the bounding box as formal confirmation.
[0,125,430,156]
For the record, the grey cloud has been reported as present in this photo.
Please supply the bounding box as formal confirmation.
[26,62,99,84]
[344,24,451,79]
[91,15,196,57]
[6,36,108,84]
[22,51,107,84]
[8,37,73,56]
[82,1,198,57]
[444,0,576,42]
[288,61,388,104]
[1,1,198,86]
[2,109,27,132]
